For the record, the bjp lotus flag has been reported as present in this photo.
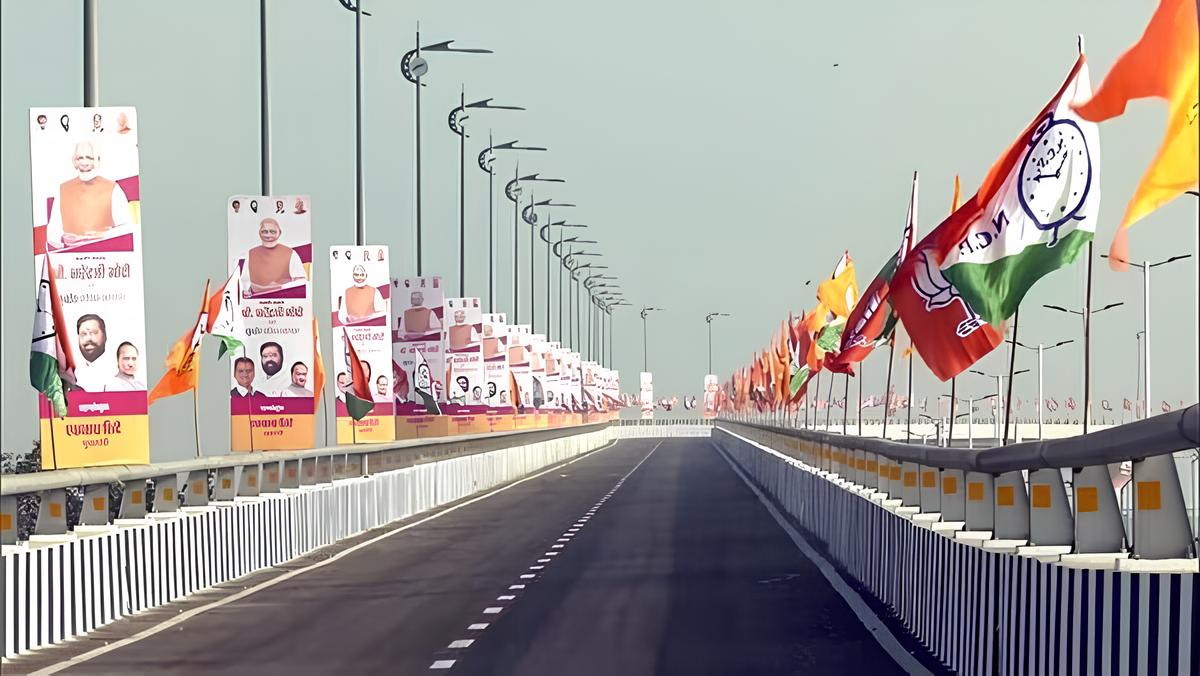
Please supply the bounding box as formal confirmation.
[149,280,210,405]
[1074,0,1199,266]
[343,328,374,421]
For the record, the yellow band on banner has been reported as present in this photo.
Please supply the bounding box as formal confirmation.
[336,413,397,444]
[39,415,149,469]
[231,414,316,452]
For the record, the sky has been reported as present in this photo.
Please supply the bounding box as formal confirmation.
[1,0,1196,461]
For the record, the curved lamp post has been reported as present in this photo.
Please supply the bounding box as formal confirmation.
[553,235,594,341]
[521,197,575,333]
[566,254,603,350]
[704,312,730,374]
[640,306,664,373]
[504,172,564,322]
[540,222,588,341]
[401,31,491,273]
[1043,300,1124,432]
[336,0,372,243]
[1012,338,1075,439]
[478,138,546,310]
[448,95,523,296]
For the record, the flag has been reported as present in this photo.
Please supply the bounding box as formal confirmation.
[206,272,244,360]
[30,255,75,417]
[148,280,210,405]
[342,329,374,421]
[508,370,523,413]
[412,347,442,415]
[1123,397,1132,411]
[816,251,859,320]
[833,173,918,372]
[1074,0,1198,266]
[1102,399,1112,411]
[312,317,326,406]
[935,55,1100,326]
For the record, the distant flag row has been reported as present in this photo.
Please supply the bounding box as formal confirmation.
[721,3,1196,414]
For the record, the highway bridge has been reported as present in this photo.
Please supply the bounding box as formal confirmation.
[2,413,1197,675]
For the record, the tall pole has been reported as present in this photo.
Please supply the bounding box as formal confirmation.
[457,88,465,295]
[948,377,956,446]
[608,309,614,366]
[642,314,648,372]
[414,29,423,273]
[842,374,849,435]
[1037,344,1044,439]
[824,369,835,430]
[882,341,895,439]
[259,0,271,195]
[1143,260,1151,418]
[487,133,495,310]
[354,3,364,245]
[857,363,863,436]
[557,234,564,339]
[545,220,552,339]
[512,167,520,321]
[707,320,713,374]
[905,345,913,443]
[1003,309,1019,445]
[814,370,822,430]
[967,397,974,449]
[1082,242,1093,432]
[84,0,99,106]
[994,375,1002,442]
[528,197,536,332]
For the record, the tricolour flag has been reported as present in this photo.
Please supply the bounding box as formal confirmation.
[148,280,210,405]
[1074,0,1198,266]
[937,55,1100,326]
[892,55,1101,380]
[343,328,375,421]
[30,255,75,417]
[206,272,244,360]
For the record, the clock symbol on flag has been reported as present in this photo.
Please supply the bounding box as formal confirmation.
[1018,115,1092,246]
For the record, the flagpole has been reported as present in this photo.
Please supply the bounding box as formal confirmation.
[857,361,863,436]
[1003,309,1019,445]
[322,394,330,447]
[47,410,61,471]
[905,341,913,443]
[842,373,849,435]
[192,389,202,458]
[243,344,257,453]
[947,377,956,447]
[1082,241,1093,434]
[824,370,835,430]
[814,370,821,430]
[882,341,894,439]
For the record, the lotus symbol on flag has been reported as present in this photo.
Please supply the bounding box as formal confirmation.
[910,250,984,338]
[1017,115,1094,247]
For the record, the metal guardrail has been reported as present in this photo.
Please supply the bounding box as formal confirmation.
[1,422,610,545]
[721,405,1199,561]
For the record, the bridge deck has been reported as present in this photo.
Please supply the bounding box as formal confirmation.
[16,438,921,675]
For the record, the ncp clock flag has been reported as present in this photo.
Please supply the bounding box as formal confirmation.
[892,54,1098,380]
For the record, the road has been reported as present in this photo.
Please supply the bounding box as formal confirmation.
[37,438,915,675]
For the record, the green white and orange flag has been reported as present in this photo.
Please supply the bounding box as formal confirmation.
[30,255,75,417]
[205,272,244,360]
[149,280,210,405]
[934,54,1101,326]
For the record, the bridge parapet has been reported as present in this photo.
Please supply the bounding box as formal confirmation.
[714,412,1197,676]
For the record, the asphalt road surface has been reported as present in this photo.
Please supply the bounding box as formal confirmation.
[43,438,912,675]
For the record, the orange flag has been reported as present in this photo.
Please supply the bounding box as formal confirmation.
[148,280,210,405]
[312,317,326,406]
[1074,0,1199,266]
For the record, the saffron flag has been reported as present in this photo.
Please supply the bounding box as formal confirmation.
[343,328,375,421]
[312,317,326,407]
[30,255,75,417]
[1074,0,1199,265]
[816,251,860,320]
[148,280,210,405]
[938,55,1100,326]
[206,272,244,360]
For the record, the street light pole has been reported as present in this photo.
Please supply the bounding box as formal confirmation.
[704,312,730,374]
[401,33,491,274]
[505,172,564,321]
[640,307,663,373]
[1013,339,1073,439]
[478,138,547,311]
[1044,300,1125,433]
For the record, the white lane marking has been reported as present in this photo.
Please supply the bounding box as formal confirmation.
[545,552,558,556]
[483,607,503,614]
[537,558,551,563]
[556,538,570,542]
[31,439,624,676]
[468,623,489,630]
[712,438,934,676]
[430,660,456,669]
[520,573,536,579]
[530,565,545,570]
[551,544,564,548]
[498,595,516,601]
[448,639,474,649]
[509,584,526,590]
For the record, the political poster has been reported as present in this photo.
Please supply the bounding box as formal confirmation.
[542,342,563,411]
[483,313,513,411]
[703,374,719,419]
[442,297,487,414]
[227,194,315,450]
[329,245,393,443]
[509,325,533,409]
[640,371,654,419]
[30,106,149,468]
[391,276,446,416]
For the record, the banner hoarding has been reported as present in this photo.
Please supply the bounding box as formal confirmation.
[330,245,394,443]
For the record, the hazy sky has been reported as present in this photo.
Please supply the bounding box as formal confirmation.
[2,0,1196,460]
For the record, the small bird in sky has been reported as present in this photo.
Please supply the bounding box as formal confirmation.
[833,63,839,67]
